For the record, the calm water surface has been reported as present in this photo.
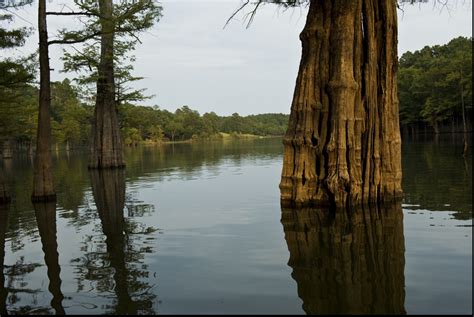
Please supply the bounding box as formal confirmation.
[0,136,472,314]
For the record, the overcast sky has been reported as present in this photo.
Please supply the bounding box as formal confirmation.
[4,0,473,115]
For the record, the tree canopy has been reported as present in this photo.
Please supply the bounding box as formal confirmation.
[398,36,472,131]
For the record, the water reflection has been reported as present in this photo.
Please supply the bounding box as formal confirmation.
[0,205,8,314]
[33,202,65,315]
[282,203,406,315]
[77,169,157,315]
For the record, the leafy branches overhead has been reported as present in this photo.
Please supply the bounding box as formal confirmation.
[54,0,162,105]
[226,0,452,28]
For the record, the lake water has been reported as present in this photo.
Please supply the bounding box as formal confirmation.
[0,136,472,314]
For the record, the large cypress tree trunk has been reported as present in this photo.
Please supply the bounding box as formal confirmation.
[280,0,402,208]
[89,0,125,169]
[32,0,56,202]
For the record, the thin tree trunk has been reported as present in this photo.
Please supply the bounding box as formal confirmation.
[461,69,468,157]
[280,0,402,208]
[32,0,56,202]
[89,0,125,169]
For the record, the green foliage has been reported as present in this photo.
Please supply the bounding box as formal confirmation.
[0,11,35,143]
[398,36,472,129]
[50,79,92,145]
[59,0,162,105]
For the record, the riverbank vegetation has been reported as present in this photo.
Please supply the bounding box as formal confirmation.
[0,78,290,152]
[1,34,471,154]
[399,36,472,135]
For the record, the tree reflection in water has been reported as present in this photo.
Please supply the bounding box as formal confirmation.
[71,169,158,315]
[0,204,8,315]
[33,201,65,315]
[282,203,406,315]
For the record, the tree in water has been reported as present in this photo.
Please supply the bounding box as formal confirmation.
[32,0,55,201]
[89,0,124,168]
[54,0,162,168]
[230,0,408,207]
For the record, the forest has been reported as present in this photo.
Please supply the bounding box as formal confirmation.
[398,36,472,135]
[1,33,471,152]
[0,78,290,151]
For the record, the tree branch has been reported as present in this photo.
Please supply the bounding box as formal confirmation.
[46,11,98,17]
[48,31,101,45]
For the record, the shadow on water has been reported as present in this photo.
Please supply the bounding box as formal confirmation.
[76,169,158,315]
[281,203,406,315]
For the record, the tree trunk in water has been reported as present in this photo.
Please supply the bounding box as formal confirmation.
[89,0,124,169]
[280,0,402,208]
[32,0,56,202]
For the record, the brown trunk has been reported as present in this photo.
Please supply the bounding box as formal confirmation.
[89,0,125,169]
[280,0,402,208]
[33,202,65,315]
[281,202,406,314]
[32,0,56,202]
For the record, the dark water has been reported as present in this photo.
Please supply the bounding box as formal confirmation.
[0,136,472,314]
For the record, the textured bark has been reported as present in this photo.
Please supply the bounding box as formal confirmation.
[280,0,402,207]
[281,202,406,314]
[32,0,56,202]
[89,0,125,169]
[90,169,138,314]
[33,202,65,315]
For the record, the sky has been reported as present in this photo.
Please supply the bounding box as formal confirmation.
[3,0,473,116]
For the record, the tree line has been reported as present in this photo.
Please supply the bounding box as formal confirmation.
[398,36,472,135]
[0,78,289,151]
